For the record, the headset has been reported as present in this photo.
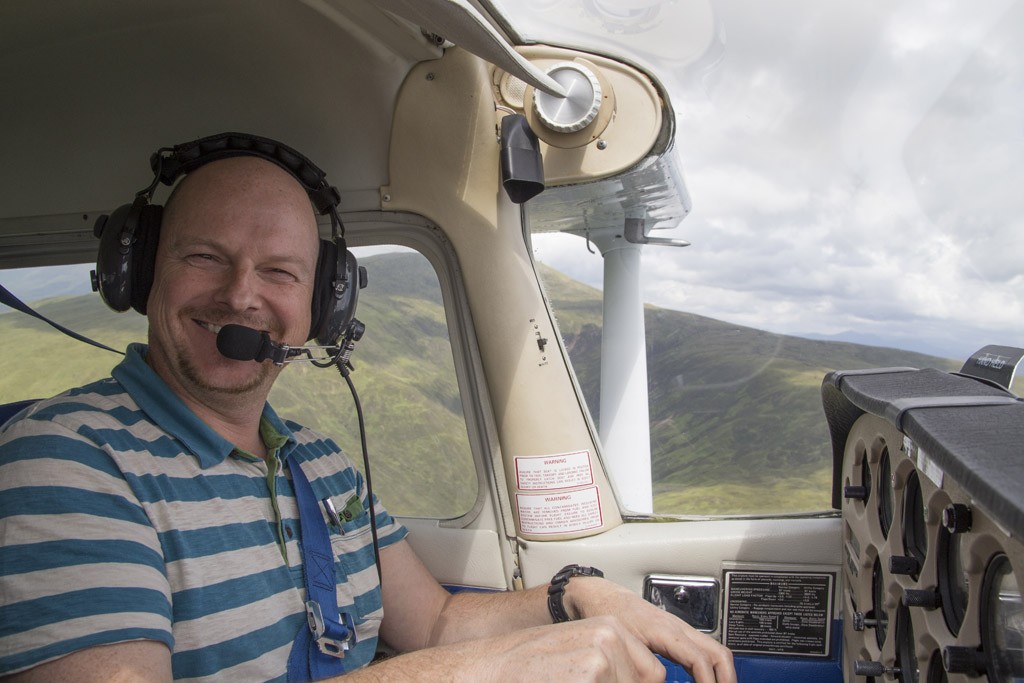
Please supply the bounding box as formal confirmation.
[91,132,363,345]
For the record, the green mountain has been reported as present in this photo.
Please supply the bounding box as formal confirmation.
[1,255,965,517]
[537,265,962,514]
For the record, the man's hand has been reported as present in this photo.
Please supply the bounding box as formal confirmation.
[358,609,728,683]
[473,617,668,682]
[353,617,667,682]
[564,576,736,683]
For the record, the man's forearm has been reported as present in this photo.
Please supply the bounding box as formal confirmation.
[337,615,669,683]
[424,583,552,647]
[378,541,556,652]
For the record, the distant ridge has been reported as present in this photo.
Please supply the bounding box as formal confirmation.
[798,330,969,361]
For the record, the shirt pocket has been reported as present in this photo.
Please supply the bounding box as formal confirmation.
[324,488,383,639]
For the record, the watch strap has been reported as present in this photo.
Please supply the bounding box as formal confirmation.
[547,564,604,623]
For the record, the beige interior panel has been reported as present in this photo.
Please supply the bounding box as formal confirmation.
[491,45,667,185]
[401,519,509,590]
[386,47,624,541]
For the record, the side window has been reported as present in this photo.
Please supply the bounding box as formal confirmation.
[0,263,143,401]
[271,247,478,520]
[0,253,479,520]
[530,236,960,517]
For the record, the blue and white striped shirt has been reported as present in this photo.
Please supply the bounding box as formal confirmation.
[0,344,407,680]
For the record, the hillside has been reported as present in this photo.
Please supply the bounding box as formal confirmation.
[537,265,961,513]
[1,255,966,516]
[0,253,475,518]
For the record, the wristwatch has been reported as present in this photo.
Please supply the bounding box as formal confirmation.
[547,564,604,623]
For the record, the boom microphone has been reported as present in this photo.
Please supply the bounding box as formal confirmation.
[216,324,279,363]
[216,324,338,366]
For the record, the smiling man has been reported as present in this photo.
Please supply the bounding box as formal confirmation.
[0,146,735,683]
[144,158,320,455]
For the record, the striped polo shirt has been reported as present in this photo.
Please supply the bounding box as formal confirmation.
[0,343,407,680]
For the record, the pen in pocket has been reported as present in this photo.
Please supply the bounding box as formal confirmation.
[321,497,343,530]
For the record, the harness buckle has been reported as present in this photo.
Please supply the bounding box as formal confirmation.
[305,600,355,658]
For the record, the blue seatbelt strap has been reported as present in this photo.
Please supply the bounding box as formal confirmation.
[287,458,356,682]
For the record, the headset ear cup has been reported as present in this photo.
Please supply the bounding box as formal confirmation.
[93,203,136,312]
[309,239,337,340]
[130,204,163,315]
[310,241,362,344]
[316,249,361,346]
[93,201,162,314]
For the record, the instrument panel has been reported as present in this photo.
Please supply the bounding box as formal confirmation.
[840,413,1024,682]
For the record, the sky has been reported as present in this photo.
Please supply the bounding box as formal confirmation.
[520,0,1024,359]
[4,0,1022,362]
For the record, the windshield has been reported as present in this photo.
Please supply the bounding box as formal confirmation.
[500,0,1023,359]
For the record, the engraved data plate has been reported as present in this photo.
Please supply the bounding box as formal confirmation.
[723,571,834,657]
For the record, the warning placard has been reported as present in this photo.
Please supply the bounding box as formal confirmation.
[723,572,833,657]
[515,451,594,491]
[516,486,603,535]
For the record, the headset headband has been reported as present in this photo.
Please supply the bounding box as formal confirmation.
[144,132,344,236]
[91,131,358,343]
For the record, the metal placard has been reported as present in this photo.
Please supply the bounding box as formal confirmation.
[723,571,834,657]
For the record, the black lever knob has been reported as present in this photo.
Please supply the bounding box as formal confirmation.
[903,588,941,610]
[942,646,986,675]
[844,485,869,501]
[889,555,921,576]
[854,661,899,677]
[942,504,972,533]
[852,611,878,631]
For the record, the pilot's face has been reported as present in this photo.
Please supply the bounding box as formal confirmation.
[145,157,319,406]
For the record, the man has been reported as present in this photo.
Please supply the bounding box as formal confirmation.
[0,154,735,682]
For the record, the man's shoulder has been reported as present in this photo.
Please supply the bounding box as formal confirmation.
[1,377,139,442]
[32,376,131,414]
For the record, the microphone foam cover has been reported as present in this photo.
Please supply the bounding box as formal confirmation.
[216,324,264,361]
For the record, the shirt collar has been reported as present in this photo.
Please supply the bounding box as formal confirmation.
[112,343,298,468]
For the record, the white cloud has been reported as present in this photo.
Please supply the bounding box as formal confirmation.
[531,0,1024,359]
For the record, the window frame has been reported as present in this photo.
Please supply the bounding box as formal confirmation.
[341,211,503,530]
